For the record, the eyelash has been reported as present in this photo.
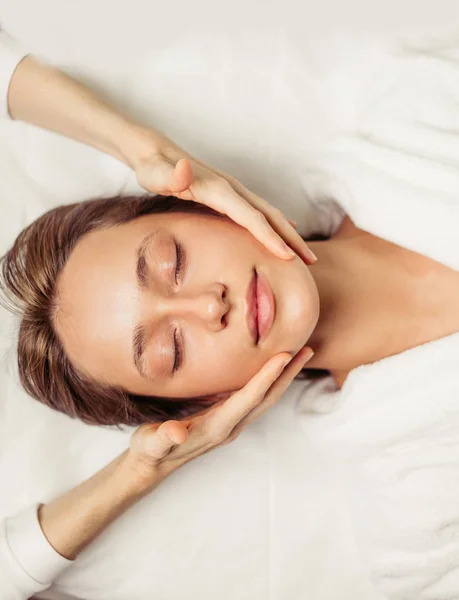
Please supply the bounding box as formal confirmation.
[175,242,183,283]
[172,242,185,373]
[173,329,182,373]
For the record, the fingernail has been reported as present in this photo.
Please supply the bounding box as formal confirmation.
[282,355,293,370]
[303,351,314,365]
[282,242,296,258]
[307,249,318,262]
[166,432,181,444]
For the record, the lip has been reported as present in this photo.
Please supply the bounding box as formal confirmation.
[245,270,259,344]
[245,269,276,344]
[256,270,276,342]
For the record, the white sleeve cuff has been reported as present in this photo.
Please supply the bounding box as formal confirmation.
[0,31,30,119]
[5,504,73,585]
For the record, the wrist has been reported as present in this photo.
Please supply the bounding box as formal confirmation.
[114,122,165,171]
[115,449,167,496]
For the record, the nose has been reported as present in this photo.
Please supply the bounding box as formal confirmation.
[162,283,229,331]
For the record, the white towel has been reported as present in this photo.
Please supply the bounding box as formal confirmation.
[297,36,459,600]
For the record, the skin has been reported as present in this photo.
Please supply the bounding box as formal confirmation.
[56,213,459,397]
[308,217,459,385]
[56,212,319,399]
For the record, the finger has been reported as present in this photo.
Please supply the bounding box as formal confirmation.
[265,212,317,265]
[208,353,292,438]
[161,420,190,445]
[131,421,188,461]
[231,205,298,261]
[165,161,313,263]
[251,346,313,411]
[138,156,193,195]
[155,156,314,263]
[247,199,317,265]
[192,180,298,260]
[168,158,194,193]
[226,179,317,264]
[228,347,314,437]
[288,220,297,230]
[176,166,298,260]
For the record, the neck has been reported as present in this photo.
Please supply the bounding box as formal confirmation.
[304,235,404,376]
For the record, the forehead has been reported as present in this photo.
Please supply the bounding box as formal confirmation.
[54,223,139,380]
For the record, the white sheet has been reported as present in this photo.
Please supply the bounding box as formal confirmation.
[0,3,458,599]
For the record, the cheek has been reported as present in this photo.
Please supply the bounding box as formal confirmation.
[195,220,262,263]
[184,343,265,397]
[209,352,262,391]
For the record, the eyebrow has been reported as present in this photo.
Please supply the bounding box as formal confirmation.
[133,322,148,379]
[132,232,156,379]
[136,232,155,290]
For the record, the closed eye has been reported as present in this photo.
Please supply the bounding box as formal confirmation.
[173,329,183,373]
[175,241,184,283]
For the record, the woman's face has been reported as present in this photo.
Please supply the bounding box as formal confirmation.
[56,212,319,399]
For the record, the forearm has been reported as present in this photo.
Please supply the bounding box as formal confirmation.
[7,55,160,169]
[38,451,162,560]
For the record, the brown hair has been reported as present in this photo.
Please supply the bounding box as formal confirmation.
[0,195,223,427]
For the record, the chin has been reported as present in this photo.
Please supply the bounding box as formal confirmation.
[276,260,319,354]
[284,295,319,354]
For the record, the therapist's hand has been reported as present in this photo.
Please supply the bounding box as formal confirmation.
[133,135,317,265]
[8,56,314,263]
[127,346,314,486]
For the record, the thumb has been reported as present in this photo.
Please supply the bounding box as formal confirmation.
[137,156,193,194]
[130,421,188,462]
[168,158,193,193]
